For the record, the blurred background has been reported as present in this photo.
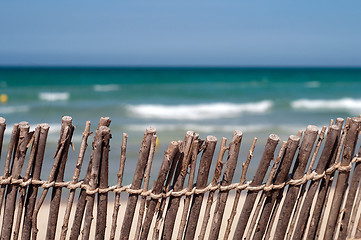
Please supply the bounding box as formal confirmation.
[0,1,361,185]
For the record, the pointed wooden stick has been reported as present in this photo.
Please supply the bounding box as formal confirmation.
[45,116,74,240]
[253,135,300,240]
[272,125,319,240]
[292,125,339,240]
[13,126,40,240]
[161,131,195,240]
[324,117,361,239]
[152,141,182,240]
[177,139,202,240]
[139,141,179,240]
[120,127,156,240]
[81,126,110,240]
[59,121,91,240]
[1,122,32,240]
[183,136,217,240]
[198,137,229,240]
[0,124,19,216]
[32,119,72,240]
[338,131,361,239]
[69,118,111,240]
[245,141,287,240]
[233,134,280,239]
[286,125,327,240]
[208,130,243,240]
[21,124,49,240]
[109,133,128,240]
[223,138,258,240]
[134,135,157,240]
[307,117,345,239]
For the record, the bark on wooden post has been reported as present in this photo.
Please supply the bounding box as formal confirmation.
[233,134,280,239]
[339,143,361,239]
[60,121,91,240]
[253,135,300,240]
[95,125,111,240]
[161,131,195,240]
[140,141,179,240]
[152,141,182,240]
[81,126,110,240]
[224,138,257,240]
[69,117,111,240]
[119,127,156,240]
[245,141,287,240]
[134,135,157,240]
[0,124,19,215]
[324,117,361,239]
[109,133,128,240]
[208,130,243,240]
[13,126,40,240]
[45,116,74,240]
[21,124,49,240]
[292,125,340,240]
[285,126,327,240]
[183,136,217,240]
[273,125,319,240]
[306,118,344,239]
[177,139,201,240]
[1,122,32,240]
[198,137,229,240]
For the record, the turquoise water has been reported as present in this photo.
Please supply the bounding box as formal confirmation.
[0,67,360,185]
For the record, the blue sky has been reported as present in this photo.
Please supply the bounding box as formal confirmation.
[1,1,360,66]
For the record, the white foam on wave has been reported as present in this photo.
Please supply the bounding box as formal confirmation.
[291,98,361,112]
[0,105,29,114]
[39,92,69,101]
[127,101,272,120]
[93,84,120,92]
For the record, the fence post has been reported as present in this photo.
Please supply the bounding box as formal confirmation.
[208,130,242,240]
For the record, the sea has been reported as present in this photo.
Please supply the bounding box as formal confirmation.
[0,67,360,186]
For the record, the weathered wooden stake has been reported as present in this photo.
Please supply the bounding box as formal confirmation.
[292,125,340,240]
[245,141,287,240]
[253,135,300,240]
[45,116,74,240]
[139,141,179,240]
[69,117,111,240]
[198,137,229,240]
[183,136,217,240]
[119,127,156,240]
[109,133,128,240]
[0,124,19,216]
[233,134,280,239]
[177,139,201,240]
[0,117,5,162]
[324,117,361,239]
[134,135,157,240]
[81,126,110,240]
[21,124,49,240]
[273,125,319,240]
[161,131,195,240]
[60,121,91,240]
[1,122,32,239]
[208,130,242,240]
[339,143,361,239]
[13,126,40,240]
[306,118,344,239]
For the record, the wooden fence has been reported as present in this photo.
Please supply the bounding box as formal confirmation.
[0,116,360,239]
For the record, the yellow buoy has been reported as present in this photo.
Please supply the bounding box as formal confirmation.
[155,137,159,150]
[0,94,8,104]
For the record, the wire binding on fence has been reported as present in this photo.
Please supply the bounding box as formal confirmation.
[1,155,360,199]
